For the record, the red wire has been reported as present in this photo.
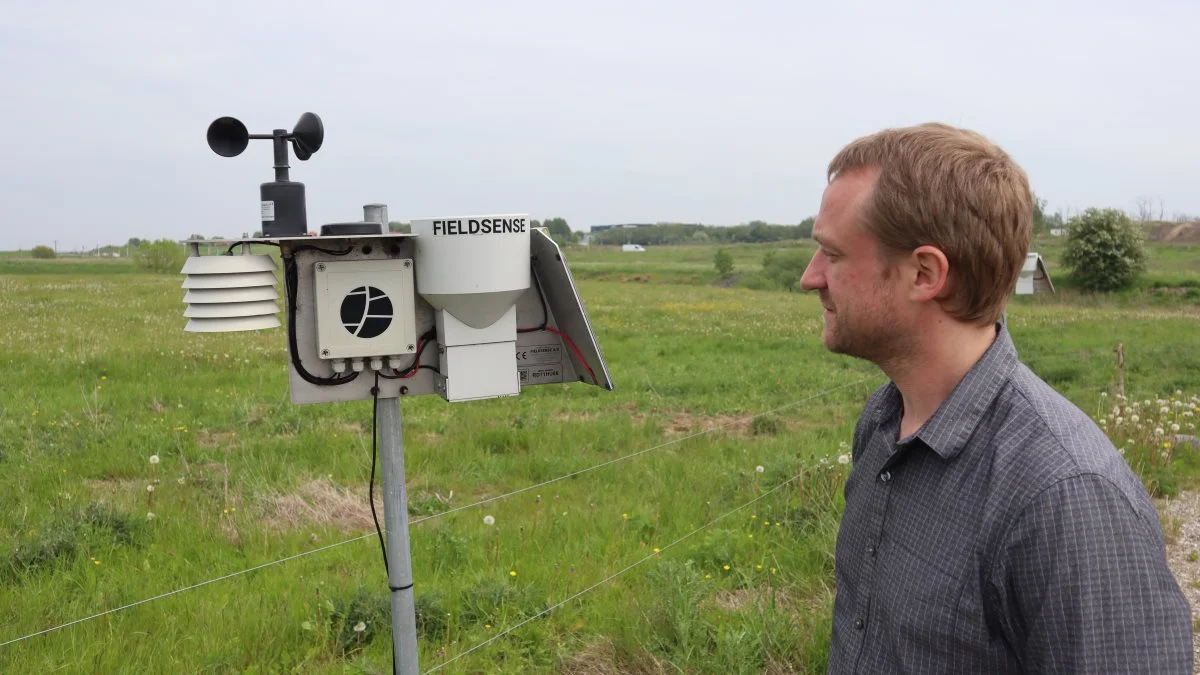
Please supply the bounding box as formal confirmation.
[543,326,599,385]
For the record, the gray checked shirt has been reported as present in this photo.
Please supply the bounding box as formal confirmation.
[828,323,1193,673]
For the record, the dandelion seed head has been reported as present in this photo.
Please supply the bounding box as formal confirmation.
[146,485,154,492]
[353,621,366,633]
[149,455,159,465]
[755,465,764,474]
[483,515,495,526]
[838,454,851,465]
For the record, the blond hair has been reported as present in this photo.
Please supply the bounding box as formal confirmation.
[828,122,1033,325]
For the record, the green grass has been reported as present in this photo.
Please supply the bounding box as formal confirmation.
[0,242,1198,672]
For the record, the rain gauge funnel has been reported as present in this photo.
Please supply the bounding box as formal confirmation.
[410,214,531,401]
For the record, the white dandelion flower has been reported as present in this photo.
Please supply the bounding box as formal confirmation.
[149,455,160,465]
[146,512,155,521]
[483,515,495,526]
[838,454,851,465]
[147,484,155,493]
[755,465,765,474]
[1131,415,1140,423]
[353,621,366,633]
[1171,424,1181,432]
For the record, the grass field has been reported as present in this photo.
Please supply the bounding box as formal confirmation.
[1,241,1199,673]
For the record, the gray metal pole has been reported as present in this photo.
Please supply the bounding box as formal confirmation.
[377,395,420,674]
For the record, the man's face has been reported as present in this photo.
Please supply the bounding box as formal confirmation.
[800,169,909,363]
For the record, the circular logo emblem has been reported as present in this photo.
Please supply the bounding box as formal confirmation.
[340,286,393,339]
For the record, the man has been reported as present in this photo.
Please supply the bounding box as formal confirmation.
[800,123,1192,673]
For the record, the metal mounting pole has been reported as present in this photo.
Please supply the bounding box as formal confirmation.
[377,396,420,674]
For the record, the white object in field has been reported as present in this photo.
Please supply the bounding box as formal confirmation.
[410,214,531,401]
[313,258,418,361]
[622,244,645,252]
[180,254,281,332]
[1015,252,1055,295]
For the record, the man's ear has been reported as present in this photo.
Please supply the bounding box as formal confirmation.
[908,245,950,302]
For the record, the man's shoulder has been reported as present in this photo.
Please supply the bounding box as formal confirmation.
[986,364,1153,522]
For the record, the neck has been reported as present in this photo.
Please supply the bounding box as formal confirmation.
[879,317,999,439]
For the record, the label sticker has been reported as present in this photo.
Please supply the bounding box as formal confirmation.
[261,201,275,222]
[516,343,562,366]
[518,365,562,385]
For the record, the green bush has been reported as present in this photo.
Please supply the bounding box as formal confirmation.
[761,249,812,292]
[1061,208,1147,292]
[714,248,734,277]
[133,239,187,274]
[30,245,55,259]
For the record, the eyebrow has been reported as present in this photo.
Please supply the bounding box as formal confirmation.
[813,234,840,252]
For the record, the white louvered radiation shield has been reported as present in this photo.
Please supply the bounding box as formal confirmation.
[180,254,281,332]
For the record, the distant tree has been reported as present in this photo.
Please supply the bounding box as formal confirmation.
[542,217,571,240]
[714,248,734,277]
[127,237,144,247]
[30,245,55,259]
[761,249,812,292]
[1061,208,1147,292]
[133,239,187,274]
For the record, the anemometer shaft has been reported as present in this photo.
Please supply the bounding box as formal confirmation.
[378,397,421,674]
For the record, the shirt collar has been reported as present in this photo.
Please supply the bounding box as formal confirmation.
[872,322,1018,461]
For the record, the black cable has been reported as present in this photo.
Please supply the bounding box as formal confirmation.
[369,372,388,571]
[378,328,439,379]
[223,240,280,255]
[283,255,358,386]
[368,372,398,675]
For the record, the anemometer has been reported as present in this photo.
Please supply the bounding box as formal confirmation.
[182,112,613,673]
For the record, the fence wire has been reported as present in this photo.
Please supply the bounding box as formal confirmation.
[0,377,872,651]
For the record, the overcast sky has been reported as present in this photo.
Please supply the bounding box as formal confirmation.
[2,0,1197,251]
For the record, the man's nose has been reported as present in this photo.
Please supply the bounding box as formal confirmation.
[800,257,823,291]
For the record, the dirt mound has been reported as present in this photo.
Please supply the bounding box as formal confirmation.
[1146,221,1200,243]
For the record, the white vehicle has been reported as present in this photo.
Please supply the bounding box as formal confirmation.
[621,244,645,252]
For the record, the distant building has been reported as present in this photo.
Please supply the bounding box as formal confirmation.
[588,223,654,233]
[1015,252,1055,295]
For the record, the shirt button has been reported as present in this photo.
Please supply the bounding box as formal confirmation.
[854,618,865,630]
[879,471,892,482]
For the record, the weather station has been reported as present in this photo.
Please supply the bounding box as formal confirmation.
[180,112,613,674]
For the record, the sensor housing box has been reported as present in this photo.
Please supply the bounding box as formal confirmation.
[313,258,418,361]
